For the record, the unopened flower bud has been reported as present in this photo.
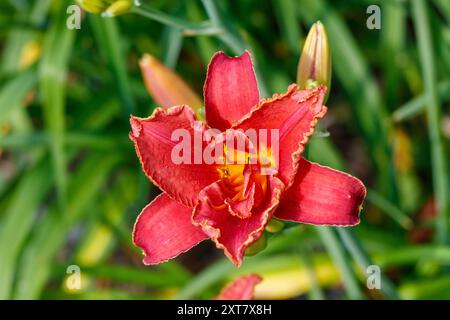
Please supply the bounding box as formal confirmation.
[139,54,203,113]
[102,0,133,17]
[245,233,267,256]
[297,21,331,93]
[76,0,133,17]
[266,218,284,233]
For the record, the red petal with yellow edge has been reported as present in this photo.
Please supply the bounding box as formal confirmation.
[215,274,262,300]
[233,84,327,189]
[133,193,208,265]
[275,158,366,226]
[204,51,260,131]
[129,106,219,207]
[193,175,284,266]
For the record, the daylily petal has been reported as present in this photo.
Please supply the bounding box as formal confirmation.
[133,193,208,265]
[193,176,284,266]
[129,106,219,207]
[204,51,260,131]
[215,274,262,300]
[275,158,366,226]
[140,54,203,111]
[225,182,256,219]
[233,84,327,188]
[194,178,256,220]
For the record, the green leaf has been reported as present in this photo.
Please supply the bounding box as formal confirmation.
[0,160,52,299]
[39,0,76,208]
[13,154,120,299]
[393,81,450,122]
[89,16,136,115]
[366,189,413,229]
[0,70,36,123]
[315,227,364,300]
[412,0,450,244]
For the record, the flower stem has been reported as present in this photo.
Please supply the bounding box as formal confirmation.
[131,4,221,36]
[200,0,245,54]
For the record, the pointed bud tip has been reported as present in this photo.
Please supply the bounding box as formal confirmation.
[139,54,157,67]
[297,21,332,94]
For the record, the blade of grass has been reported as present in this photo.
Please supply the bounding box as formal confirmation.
[308,132,401,299]
[315,226,364,299]
[176,259,233,299]
[162,26,183,69]
[13,154,120,299]
[412,0,450,244]
[0,160,52,299]
[337,229,399,299]
[186,1,217,63]
[433,0,450,24]
[399,275,450,299]
[6,105,33,134]
[39,0,75,208]
[0,29,35,74]
[43,288,158,300]
[75,171,138,267]
[157,262,192,284]
[89,16,136,115]
[0,69,36,123]
[70,264,189,288]
[381,0,406,108]
[200,0,245,55]
[366,189,413,230]
[178,251,341,299]
[273,0,302,55]
[393,80,450,122]
[0,132,129,150]
[28,0,51,25]
[302,246,325,300]
[131,3,220,36]
[374,245,450,268]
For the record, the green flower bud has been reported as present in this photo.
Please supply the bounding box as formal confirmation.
[265,218,285,233]
[103,0,133,17]
[297,21,331,94]
[76,0,133,16]
[244,233,267,256]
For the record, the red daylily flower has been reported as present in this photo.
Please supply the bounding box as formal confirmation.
[130,51,366,267]
[215,274,262,300]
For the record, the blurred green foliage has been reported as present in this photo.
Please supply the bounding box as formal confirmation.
[0,0,449,300]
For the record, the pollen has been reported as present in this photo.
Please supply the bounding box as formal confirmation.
[216,145,270,204]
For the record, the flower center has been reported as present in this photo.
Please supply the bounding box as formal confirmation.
[217,147,269,206]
